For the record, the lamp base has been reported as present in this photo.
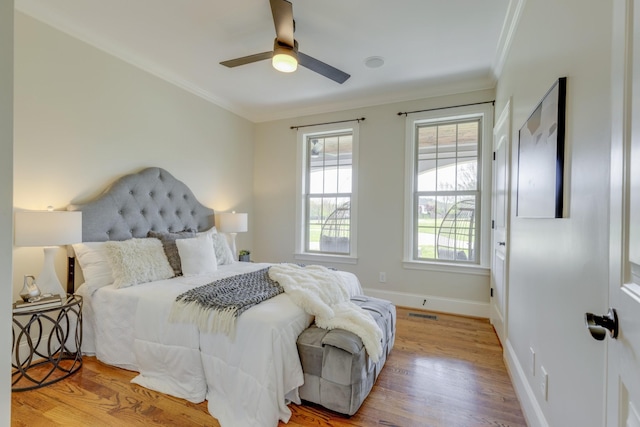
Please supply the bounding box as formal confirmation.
[36,247,67,297]
[228,232,238,261]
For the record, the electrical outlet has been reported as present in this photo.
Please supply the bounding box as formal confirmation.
[530,347,535,376]
[540,366,548,401]
[379,272,386,283]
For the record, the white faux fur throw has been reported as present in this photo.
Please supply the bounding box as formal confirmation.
[268,264,383,362]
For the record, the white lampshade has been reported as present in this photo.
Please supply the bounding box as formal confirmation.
[218,212,248,233]
[15,211,82,247]
[218,212,248,260]
[15,210,82,297]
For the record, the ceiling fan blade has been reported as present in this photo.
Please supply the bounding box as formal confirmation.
[220,51,272,68]
[298,52,351,84]
[270,0,294,47]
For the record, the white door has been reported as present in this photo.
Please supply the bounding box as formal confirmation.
[491,100,510,346]
[606,1,640,425]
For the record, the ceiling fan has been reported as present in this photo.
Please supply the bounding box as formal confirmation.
[220,0,350,84]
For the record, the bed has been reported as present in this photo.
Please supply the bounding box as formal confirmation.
[67,167,364,427]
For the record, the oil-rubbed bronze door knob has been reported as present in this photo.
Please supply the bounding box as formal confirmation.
[585,308,618,341]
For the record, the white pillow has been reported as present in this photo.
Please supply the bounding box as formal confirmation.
[72,242,114,294]
[198,227,235,265]
[104,238,174,289]
[176,233,218,276]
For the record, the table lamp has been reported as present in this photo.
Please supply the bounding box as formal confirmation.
[14,209,82,297]
[218,211,248,260]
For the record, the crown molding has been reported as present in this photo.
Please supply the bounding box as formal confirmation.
[492,0,526,79]
[249,74,496,122]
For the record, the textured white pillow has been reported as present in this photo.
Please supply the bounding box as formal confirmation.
[72,242,115,293]
[104,238,174,289]
[198,227,235,265]
[176,233,218,276]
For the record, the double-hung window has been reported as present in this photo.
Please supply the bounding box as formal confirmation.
[404,104,493,269]
[296,124,359,263]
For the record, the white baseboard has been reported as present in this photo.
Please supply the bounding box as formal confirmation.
[504,339,548,427]
[362,287,490,318]
[12,317,80,365]
[13,340,47,366]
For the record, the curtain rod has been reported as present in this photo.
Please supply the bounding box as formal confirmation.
[397,100,495,117]
[290,117,365,130]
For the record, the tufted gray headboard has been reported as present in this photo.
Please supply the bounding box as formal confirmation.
[68,167,214,242]
[66,167,215,291]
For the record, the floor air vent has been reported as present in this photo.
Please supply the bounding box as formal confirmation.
[408,312,438,320]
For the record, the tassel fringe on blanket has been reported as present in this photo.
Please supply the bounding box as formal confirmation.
[169,268,283,336]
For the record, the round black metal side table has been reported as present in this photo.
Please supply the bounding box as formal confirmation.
[12,294,83,391]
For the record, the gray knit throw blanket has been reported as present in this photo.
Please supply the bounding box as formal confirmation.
[169,267,283,335]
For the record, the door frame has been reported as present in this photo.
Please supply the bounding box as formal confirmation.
[607,0,640,424]
[491,99,512,346]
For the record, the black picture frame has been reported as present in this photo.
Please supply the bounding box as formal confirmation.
[516,77,567,218]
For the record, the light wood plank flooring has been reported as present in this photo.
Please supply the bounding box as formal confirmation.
[12,307,526,426]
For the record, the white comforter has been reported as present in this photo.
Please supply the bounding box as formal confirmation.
[76,262,363,427]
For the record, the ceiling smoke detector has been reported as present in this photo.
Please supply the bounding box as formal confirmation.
[364,56,385,69]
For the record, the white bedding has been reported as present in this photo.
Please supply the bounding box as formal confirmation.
[76,262,363,427]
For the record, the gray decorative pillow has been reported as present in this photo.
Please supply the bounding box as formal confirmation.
[212,233,235,265]
[198,227,235,265]
[104,238,174,288]
[148,230,196,276]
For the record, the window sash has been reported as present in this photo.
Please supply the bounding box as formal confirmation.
[410,114,483,264]
[305,194,351,254]
[413,191,480,262]
[303,131,354,256]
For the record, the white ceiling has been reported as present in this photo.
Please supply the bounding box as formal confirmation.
[15,0,518,123]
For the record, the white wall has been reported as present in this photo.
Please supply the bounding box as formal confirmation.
[254,89,494,316]
[495,1,612,425]
[1,1,13,425]
[12,12,255,296]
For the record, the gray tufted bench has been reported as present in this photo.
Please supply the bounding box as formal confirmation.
[296,295,396,416]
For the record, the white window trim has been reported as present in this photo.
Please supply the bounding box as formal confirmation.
[295,122,359,264]
[403,103,494,272]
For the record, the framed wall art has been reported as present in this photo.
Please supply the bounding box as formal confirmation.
[516,77,567,218]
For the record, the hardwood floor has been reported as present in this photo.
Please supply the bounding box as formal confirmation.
[11,307,527,426]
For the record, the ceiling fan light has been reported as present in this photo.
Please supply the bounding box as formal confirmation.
[272,39,298,73]
[273,51,298,73]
